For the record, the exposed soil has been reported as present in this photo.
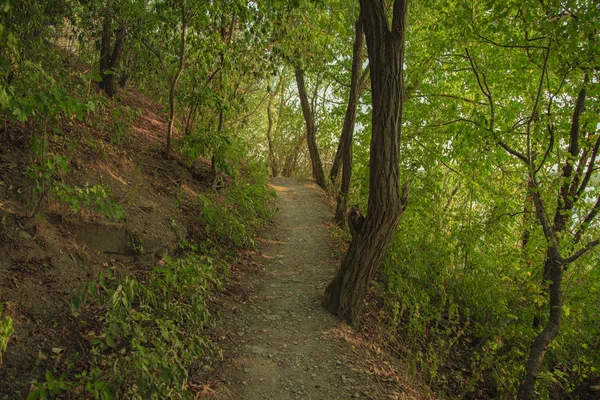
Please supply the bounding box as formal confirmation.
[204,178,430,400]
[0,88,213,398]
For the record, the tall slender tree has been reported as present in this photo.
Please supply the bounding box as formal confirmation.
[333,17,364,226]
[295,65,327,189]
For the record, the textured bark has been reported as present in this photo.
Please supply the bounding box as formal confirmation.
[323,0,409,327]
[294,66,327,190]
[99,0,126,98]
[334,18,364,226]
[518,238,563,399]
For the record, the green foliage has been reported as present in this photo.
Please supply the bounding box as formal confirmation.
[54,182,125,220]
[51,254,227,399]
[108,106,140,145]
[0,303,14,367]
[25,152,124,220]
[197,168,276,250]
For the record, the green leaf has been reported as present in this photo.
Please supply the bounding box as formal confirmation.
[26,390,41,400]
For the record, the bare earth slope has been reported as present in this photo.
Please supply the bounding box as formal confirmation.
[209,178,426,400]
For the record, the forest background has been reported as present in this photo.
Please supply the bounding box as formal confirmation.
[0,0,599,399]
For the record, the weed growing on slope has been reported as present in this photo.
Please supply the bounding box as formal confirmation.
[196,170,276,251]
[29,255,227,400]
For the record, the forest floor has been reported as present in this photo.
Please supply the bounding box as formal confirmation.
[203,178,431,400]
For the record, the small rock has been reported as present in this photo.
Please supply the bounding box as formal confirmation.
[251,346,266,355]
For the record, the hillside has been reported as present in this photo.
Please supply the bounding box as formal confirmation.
[0,87,234,397]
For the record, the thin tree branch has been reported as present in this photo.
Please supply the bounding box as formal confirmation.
[575,135,600,201]
[573,194,600,244]
[421,118,491,131]
[413,93,488,106]
[528,40,551,172]
[472,31,549,50]
[498,141,529,164]
[465,48,494,131]
[565,238,600,264]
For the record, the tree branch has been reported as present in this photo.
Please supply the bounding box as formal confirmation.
[573,194,600,244]
[565,238,600,264]
[530,178,561,258]
[472,30,549,50]
[465,48,494,131]
[422,117,491,131]
[412,93,488,106]
[553,75,587,230]
[574,135,600,201]
[527,41,551,171]
[392,0,409,39]
[498,140,529,164]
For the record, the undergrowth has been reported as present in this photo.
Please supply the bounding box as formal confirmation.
[28,169,276,400]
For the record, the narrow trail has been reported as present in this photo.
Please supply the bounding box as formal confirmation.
[209,178,424,400]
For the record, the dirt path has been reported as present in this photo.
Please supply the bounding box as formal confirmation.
[209,178,423,400]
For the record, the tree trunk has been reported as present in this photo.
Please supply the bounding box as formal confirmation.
[103,23,126,97]
[330,66,369,184]
[99,0,113,92]
[517,81,594,398]
[517,257,563,399]
[323,0,409,327]
[294,66,327,190]
[165,1,188,159]
[266,93,279,177]
[211,108,224,187]
[334,18,364,226]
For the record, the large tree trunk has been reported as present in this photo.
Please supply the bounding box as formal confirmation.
[334,18,365,226]
[294,66,327,190]
[323,0,409,327]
